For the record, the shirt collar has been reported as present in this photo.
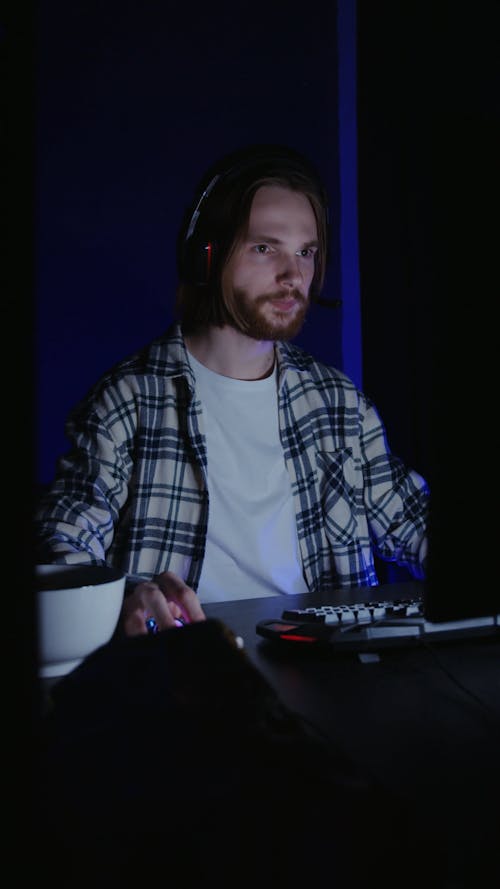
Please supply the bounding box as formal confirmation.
[150,324,310,394]
[148,323,197,394]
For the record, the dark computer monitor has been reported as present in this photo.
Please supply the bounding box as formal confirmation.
[425,489,500,623]
[423,224,499,624]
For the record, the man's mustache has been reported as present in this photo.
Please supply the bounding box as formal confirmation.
[255,290,308,306]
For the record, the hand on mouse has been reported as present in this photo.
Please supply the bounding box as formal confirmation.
[121,570,207,636]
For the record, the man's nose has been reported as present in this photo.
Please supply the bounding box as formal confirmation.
[276,254,303,288]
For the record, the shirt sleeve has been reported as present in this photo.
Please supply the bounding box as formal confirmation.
[359,394,429,578]
[35,376,136,566]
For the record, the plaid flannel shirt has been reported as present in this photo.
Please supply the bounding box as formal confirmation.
[35,323,429,593]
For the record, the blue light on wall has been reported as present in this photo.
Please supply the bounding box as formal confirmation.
[337,0,362,390]
[35,1,358,484]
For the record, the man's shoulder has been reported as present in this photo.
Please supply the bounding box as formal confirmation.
[94,323,188,384]
[73,324,191,411]
[277,339,357,390]
[114,323,186,375]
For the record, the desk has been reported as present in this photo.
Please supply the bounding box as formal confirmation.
[204,582,500,887]
[38,581,500,888]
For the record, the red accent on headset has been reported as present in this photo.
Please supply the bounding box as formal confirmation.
[205,242,213,279]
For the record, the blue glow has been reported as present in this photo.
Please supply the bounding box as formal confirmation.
[337,0,363,389]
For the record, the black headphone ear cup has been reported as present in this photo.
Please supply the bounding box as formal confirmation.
[182,237,215,286]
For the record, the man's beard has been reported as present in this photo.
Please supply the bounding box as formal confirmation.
[230,288,310,341]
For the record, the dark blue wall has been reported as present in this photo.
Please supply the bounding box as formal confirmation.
[35,0,358,484]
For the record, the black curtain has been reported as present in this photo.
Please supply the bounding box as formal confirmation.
[356,5,432,481]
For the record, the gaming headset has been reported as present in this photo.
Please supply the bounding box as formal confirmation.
[176,144,331,289]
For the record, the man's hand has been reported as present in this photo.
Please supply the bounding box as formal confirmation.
[121,570,206,636]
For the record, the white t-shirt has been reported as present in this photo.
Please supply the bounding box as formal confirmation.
[188,351,308,603]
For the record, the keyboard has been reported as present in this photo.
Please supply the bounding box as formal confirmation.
[256,594,500,652]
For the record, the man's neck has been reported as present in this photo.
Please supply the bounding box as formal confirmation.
[185,325,276,381]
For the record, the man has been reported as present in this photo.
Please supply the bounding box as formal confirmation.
[35,144,429,636]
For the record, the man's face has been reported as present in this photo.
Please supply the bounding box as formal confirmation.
[223,185,319,341]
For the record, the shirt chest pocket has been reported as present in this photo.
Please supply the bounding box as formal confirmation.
[315,449,359,543]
